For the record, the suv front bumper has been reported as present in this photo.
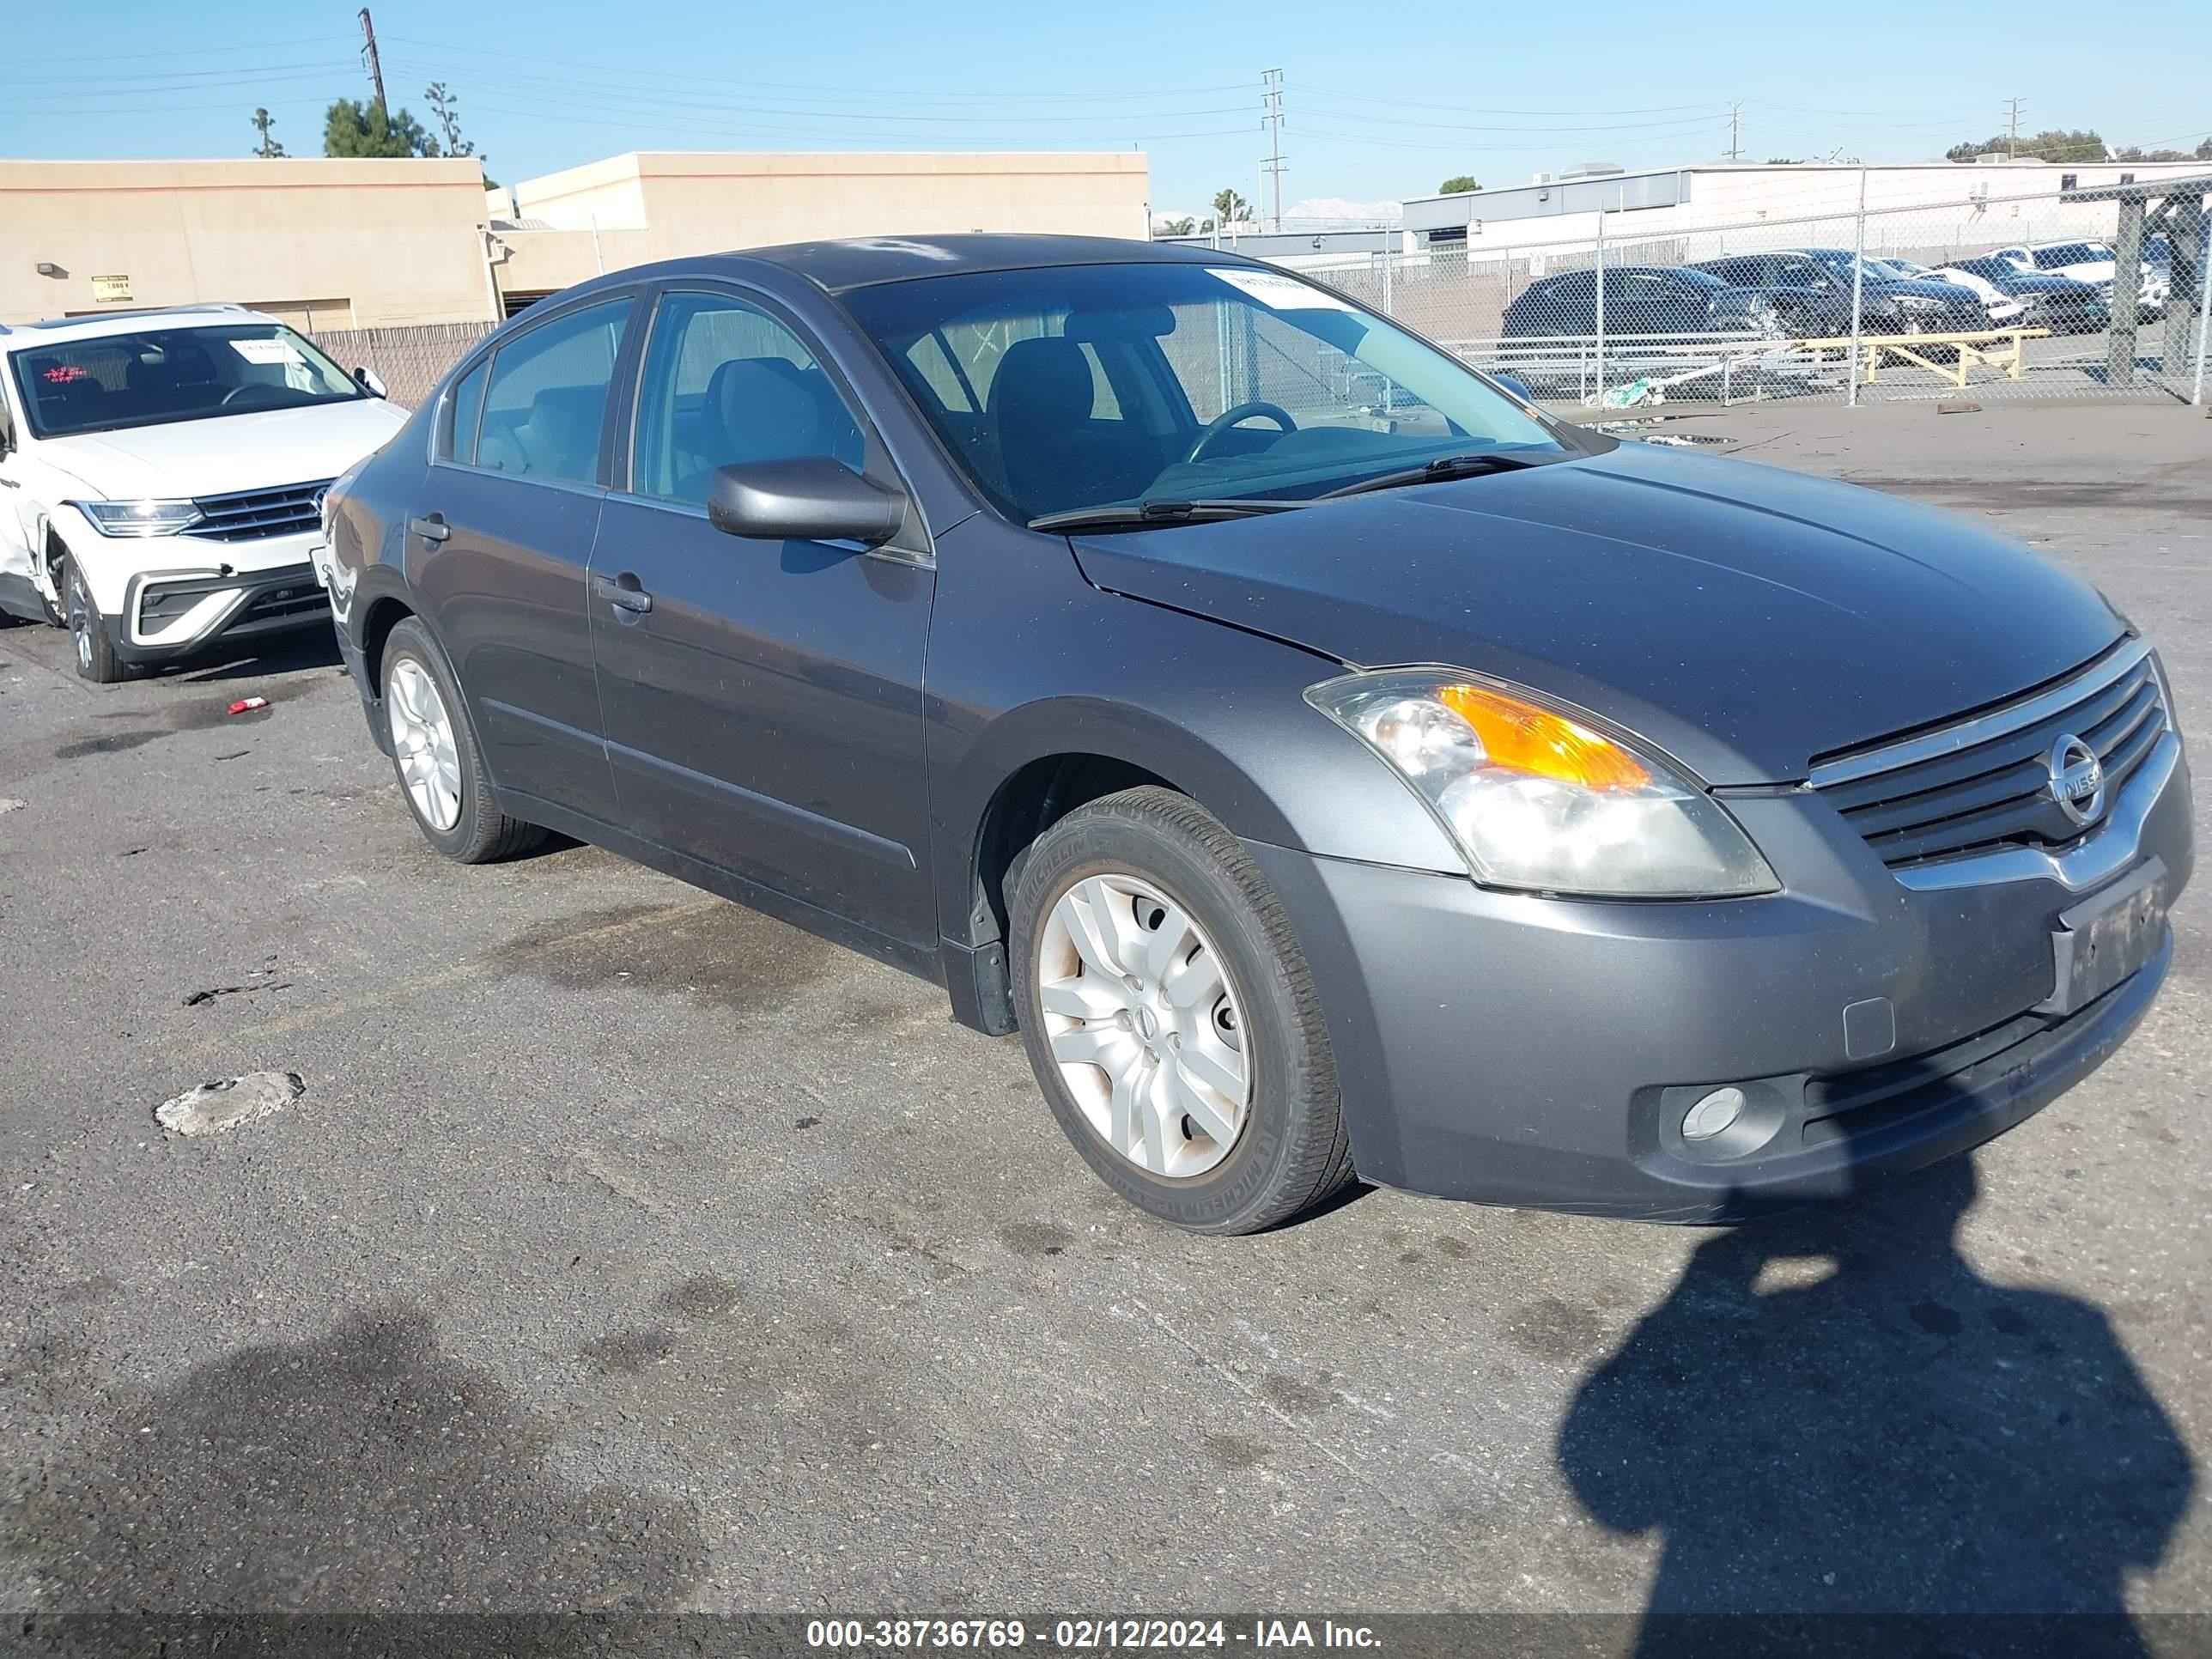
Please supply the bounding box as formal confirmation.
[1249,738,2193,1221]
[106,556,331,664]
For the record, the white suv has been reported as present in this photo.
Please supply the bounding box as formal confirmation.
[0,305,408,680]
[1987,240,2168,317]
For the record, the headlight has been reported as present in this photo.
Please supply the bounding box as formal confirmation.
[77,498,203,537]
[1893,293,1947,311]
[1305,669,1778,898]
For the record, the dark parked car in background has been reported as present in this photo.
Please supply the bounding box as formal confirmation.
[1937,256,2110,335]
[1694,250,1986,337]
[1500,265,1814,338]
[320,235,2192,1235]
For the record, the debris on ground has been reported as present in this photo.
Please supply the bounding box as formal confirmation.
[227,696,270,716]
[155,1071,304,1137]
[0,799,24,815]
[1597,378,1664,410]
[1937,401,1983,415]
[181,961,288,1007]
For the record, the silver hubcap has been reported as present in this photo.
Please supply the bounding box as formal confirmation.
[1038,872,1249,1180]
[386,658,462,833]
[68,579,91,670]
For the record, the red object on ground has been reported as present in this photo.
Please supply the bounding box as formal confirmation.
[227,697,269,716]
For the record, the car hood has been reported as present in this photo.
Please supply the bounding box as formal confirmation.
[1998,273,2104,295]
[37,398,409,501]
[1066,443,2124,786]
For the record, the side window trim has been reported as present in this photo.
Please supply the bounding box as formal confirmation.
[620,278,933,562]
[428,288,641,489]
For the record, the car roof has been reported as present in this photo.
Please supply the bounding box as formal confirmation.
[595,234,1259,297]
[0,304,276,349]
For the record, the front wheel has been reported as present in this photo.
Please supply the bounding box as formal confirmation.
[63,556,133,684]
[380,617,546,863]
[1009,787,1354,1234]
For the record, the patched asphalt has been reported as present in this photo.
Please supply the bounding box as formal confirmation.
[1,401,2206,1625]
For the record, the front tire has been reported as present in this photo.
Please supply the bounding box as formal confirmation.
[380,617,545,863]
[63,556,133,684]
[1009,786,1354,1235]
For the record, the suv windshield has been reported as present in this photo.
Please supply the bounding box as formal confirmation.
[9,321,364,440]
[841,260,1564,525]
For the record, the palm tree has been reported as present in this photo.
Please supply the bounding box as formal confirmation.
[1212,189,1253,228]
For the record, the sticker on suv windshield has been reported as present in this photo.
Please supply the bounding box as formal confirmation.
[1207,267,1357,312]
[230,338,302,366]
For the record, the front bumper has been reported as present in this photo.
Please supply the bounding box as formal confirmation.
[1250,738,2193,1222]
[106,551,331,664]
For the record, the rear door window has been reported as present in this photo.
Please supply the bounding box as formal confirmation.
[475,299,633,485]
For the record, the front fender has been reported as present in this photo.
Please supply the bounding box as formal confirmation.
[926,519,1466,953]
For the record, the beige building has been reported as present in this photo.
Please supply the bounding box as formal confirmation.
[489,150,1152,304]
[0,150,1154,330]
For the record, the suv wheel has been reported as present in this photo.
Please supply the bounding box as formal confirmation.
[380,617,546,863]
[1009,786,1354,1234]
[63,557,133,684]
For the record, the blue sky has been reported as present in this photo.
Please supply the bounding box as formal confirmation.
[5,0,2207,220]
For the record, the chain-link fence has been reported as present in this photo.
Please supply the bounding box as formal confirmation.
[1304,185,2211,410]
[310,321,495,410]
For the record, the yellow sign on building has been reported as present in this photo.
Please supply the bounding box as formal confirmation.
[90,274,132,304]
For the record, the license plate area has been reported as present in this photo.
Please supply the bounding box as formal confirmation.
[2038,856,2169,1018]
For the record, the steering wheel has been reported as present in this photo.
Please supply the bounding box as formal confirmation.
[1185,400,1297,465]
[220,383,287,408]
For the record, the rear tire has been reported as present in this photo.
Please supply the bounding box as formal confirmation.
[1009,786,1354,1235]
[63,556,134,684]
[380,616,546,863]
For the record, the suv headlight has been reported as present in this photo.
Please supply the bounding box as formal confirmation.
[77,498,203,537]
[1305,669,1778,898]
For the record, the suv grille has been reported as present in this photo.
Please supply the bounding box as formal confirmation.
[185,478,333,543]
[1808,640,2168,871]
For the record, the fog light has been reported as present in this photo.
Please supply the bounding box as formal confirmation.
[1682,1086,1747,1142]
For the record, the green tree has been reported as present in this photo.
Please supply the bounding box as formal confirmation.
[1157,215,1196,236]
[1945,128,2106,163]
[423,81,491,182]
[324,97,438,159]
[1437,174,1480,194]
[1211,188,1252,227]
[249,107,286,159]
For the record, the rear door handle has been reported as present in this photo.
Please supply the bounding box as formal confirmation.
[408,514,450,543]
[594,572,653,615]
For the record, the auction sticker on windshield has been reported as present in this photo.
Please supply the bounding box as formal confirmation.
[1208,267,1356,311]
[231,338,303,365]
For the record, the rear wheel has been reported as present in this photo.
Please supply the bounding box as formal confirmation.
[63,556,133,684]
[380,617,545,863]
[1009,787,1353,1235]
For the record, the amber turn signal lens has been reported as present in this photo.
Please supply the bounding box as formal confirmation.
[1437,684,1651,793]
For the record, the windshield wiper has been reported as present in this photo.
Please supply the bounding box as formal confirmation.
[1028,498,1308,533]
[1318,451,1541,501]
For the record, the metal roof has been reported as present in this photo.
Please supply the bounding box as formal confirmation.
[2061,173,2212,204]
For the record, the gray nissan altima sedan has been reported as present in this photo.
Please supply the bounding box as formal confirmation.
[317,234,2193,1233]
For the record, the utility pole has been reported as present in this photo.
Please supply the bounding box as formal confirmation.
[1261,69,1286,233]
[1726,102,1743,163]
[2004,95,2024,161]
[359,8,387,116]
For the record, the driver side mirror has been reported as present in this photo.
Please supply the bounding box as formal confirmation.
[707,457,907,548]
[354,367,388,399]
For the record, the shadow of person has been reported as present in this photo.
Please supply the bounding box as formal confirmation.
[1559,1157,2192,1658]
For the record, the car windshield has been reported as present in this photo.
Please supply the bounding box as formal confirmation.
[841,260,1565,526]
[9,321,364,440]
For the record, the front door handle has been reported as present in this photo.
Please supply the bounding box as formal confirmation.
[408,514,450,543]
[594,572,653,615]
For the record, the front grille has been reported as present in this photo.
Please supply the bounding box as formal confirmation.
[185,478,332,543]
[240,574,328,625]
[1809,640,2168,871]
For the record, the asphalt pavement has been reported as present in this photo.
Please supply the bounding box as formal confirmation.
[1,401,2207,1638]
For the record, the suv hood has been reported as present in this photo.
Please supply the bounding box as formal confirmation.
[1861,276,1980,302]
[36,398,408,501]
[1066,443,2123,786]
